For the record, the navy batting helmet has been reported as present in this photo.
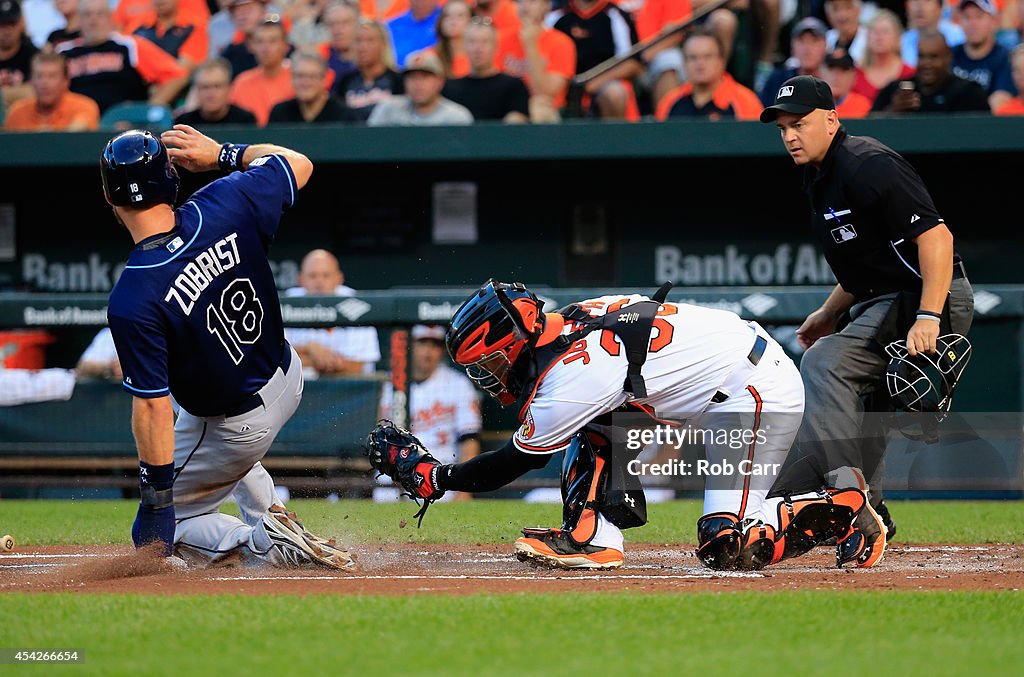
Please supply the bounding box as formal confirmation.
[100,129,179,207]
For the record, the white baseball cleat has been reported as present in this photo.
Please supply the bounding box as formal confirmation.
[262,505,357,571]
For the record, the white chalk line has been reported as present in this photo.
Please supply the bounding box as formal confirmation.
[210,572,765,582]
[0,563,65,569]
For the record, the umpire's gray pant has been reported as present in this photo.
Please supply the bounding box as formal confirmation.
[791,278,974,503]
[172,346,303,562]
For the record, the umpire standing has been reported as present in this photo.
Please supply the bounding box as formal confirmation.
[759,76,974,568]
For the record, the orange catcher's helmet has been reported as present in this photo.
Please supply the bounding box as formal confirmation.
[445,280,545,406]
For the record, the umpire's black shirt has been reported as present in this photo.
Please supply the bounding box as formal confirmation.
[803,126,955,302]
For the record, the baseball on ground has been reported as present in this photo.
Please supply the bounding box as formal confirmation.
[1,535,13,552]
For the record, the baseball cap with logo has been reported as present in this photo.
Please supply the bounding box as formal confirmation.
[0,0,22,24]
[792,16,827,39]
[403,50,444,77]
[959,0,997,14]
[759,75,836,123]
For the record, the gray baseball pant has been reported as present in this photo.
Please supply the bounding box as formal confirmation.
[778,278,974,503]
[172,346,303,562]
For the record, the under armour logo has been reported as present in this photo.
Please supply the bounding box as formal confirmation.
[624,493,635,508]
[778,86,794,98]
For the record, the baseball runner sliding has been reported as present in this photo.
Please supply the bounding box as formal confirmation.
[101,125,354,570]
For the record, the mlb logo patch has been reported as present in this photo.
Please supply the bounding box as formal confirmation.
[778,86,794,98]
[166,236,184,253]
[831,225,858,243]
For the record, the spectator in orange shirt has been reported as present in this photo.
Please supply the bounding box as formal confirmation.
[135,0,210,74]
[57,0,189,112]
[823,48,871,118]
[655,28,762,120]
[230,17,295,124]
[434,0,471,78]
[113,0,209,35]
[995,44,1024,114]
[496,0,575,121]
[3,51,99,129]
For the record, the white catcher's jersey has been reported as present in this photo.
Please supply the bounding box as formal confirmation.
[513,294,761,454]
[381,364,482,464]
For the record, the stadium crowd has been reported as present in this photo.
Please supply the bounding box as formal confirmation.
[1,0,1021,129]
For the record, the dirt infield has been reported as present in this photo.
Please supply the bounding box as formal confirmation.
[2,543,1022,595]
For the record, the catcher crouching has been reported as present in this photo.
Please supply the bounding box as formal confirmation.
[366,281,876,571]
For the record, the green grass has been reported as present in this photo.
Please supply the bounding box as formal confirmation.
[0,592,1022,676]
[2,499,1023,546]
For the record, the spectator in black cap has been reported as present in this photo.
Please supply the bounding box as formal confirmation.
[0,0,38,109]
[872,30,990,113]
[759,17,829,105]
[759,73,974,571]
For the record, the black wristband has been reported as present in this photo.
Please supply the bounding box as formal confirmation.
[917,309,942,319]
[217,143,249,172]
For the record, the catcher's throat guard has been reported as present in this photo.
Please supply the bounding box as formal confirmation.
[885,334,971,442]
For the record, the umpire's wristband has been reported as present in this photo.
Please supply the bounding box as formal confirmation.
[218,143,249,172]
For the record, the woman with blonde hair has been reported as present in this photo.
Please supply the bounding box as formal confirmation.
[432,0,471,77]
[852,9,916,103]
[334,18,405,121]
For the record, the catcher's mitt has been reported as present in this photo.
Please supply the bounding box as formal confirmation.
[365,419,445,526]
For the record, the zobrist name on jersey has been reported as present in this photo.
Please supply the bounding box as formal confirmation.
[163,233,242,316]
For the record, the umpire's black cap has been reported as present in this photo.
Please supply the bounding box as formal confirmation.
[759,75,836,123]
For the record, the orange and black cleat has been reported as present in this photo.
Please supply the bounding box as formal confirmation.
[836,500,888,568]
[775,487,867,562]
[514,528,624,570]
